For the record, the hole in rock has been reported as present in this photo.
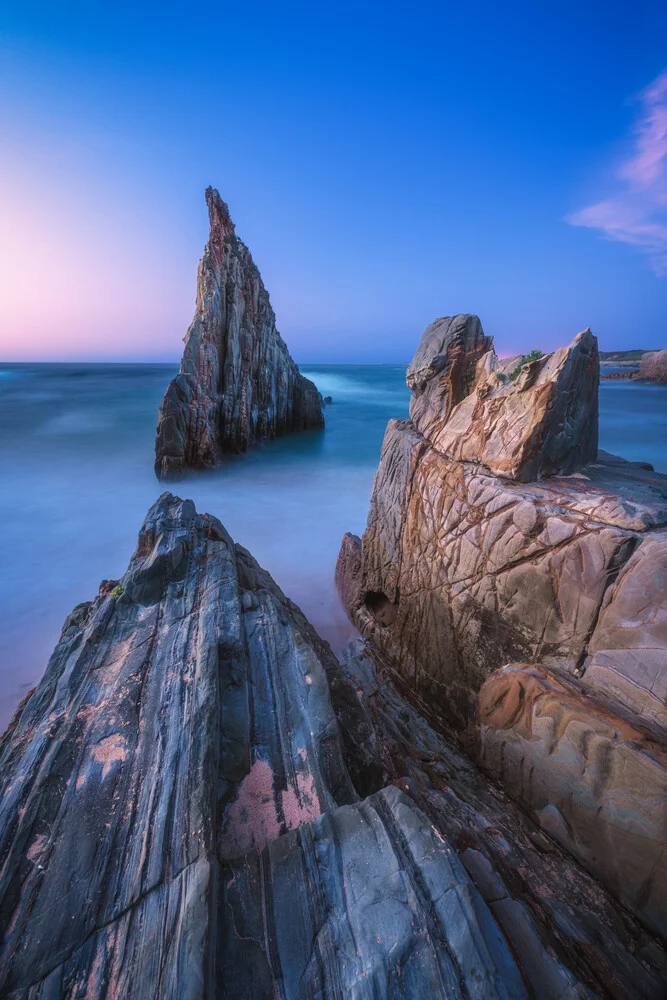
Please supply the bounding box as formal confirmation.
[364,591,398,628]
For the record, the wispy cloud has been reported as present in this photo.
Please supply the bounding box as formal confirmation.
[568,70,667,276]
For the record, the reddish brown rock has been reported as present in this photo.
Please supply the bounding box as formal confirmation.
[408,317,599,482]
[155,188,323,480]
[476,662,667,938]
[336,318,667,935]
[337,421,667,733]
[636,348,667,383]
[331,637,667,997]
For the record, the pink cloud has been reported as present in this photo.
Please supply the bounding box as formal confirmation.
[568,70,667,276]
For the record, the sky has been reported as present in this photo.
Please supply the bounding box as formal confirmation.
[1,1,666,363]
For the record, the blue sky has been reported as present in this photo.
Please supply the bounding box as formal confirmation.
[1,1,666,361]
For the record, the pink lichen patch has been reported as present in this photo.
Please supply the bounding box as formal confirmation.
[219,757,323,860]
[282,770,321,832]
[219,759,282,859]
[27,833,48,863]
[76,703,98,724]
[91,735,129,779]
[84,948,104,1000]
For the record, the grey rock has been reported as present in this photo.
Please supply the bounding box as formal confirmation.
[154,189,324,480]
[330,639,667,999]
[0,494,534,1000]
[0,494,353,997]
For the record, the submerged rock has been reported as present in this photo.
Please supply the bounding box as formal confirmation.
[154,189,323,480]
[336,316,667,936]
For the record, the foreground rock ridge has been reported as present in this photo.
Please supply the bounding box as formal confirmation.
[2,496,665,998]
[336,314,667,939]
[154,188,323,480]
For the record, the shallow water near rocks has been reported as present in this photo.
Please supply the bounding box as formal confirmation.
[0,361,665,730]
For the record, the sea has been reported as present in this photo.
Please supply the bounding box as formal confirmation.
[1,362,665,730]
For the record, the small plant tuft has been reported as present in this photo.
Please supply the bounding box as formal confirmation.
[464,367,475,392]
[508,350,544,382]
[111,585,124,597]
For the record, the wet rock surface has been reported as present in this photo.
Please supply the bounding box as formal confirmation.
[154,188,323,480]
[336,319,667,937]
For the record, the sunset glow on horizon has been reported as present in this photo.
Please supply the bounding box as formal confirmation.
[1,2,666,363]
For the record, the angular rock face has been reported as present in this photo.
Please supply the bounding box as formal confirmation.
[336,318,667,935]
[637,347,667,383]
[2,495,665,996]
[0,494,550,1000]
[154,188,323,480]
[0,494,354,997]
[331,638,667,999]
[337,427,667,734]
[408,316,599,482]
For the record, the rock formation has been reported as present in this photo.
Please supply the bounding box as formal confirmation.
[407,316,599,481]
[333,638,667,999]
[336,314,667,937]
[599,347,667,383]
[0,496,525,998]
[154,188,323,480]
[3,494,665,997]
[637,347,667,383]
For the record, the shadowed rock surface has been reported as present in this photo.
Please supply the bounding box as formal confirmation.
[0,494,355,998]
[331,638,667,999]
[3,495,664,996]
[0,494,549,999]
[336,319,667,936]
[154,188,323,480]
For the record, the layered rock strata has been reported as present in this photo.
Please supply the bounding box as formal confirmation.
[406,317,599,481]
[155,188,323,480]
[336,315,667,935]
[332,638,667,999]
[477,662,667,937]
[0,495,538,999]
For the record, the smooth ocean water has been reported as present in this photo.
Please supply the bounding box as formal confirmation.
[0,362,665,730]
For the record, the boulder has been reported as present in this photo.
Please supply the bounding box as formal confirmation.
[336,318,667,934]
[154,189,323,480]
[0,495,534,999]
[329,638,667,998]
[408,317,599,482]
[336,422,667,734]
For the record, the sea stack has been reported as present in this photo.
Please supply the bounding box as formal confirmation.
[154,188,324,480]
[336,314,667,936]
